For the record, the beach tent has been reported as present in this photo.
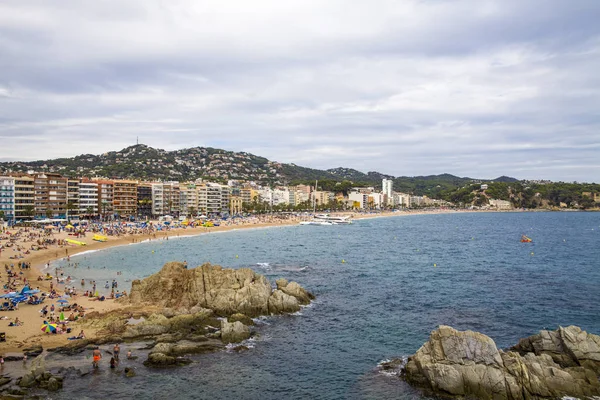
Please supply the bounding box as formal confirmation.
[65,224,74,229]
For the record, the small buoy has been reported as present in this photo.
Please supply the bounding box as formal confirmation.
[152,250,155,254]
[471,237,474,240]
[341,259,346,263]
[235,255,239,258]
[530,252,534,256]
[434,263,437,267]
[394,236,397,239]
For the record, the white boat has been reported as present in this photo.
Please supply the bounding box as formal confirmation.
[314,214,353,224]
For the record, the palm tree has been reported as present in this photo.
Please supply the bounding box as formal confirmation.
[188,206,197,218]
[66,201,77,221]
[24,205,35,220]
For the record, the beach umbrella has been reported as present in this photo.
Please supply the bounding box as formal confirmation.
[65,224,74,229]
[24,289,40,295]
[57,299,69,304]
[41,323,58,334]
[0,292,18,298]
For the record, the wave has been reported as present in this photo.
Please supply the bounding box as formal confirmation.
[376,356,408,377]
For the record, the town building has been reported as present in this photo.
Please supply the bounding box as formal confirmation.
[79,180,99,217]
[113,180,138,218]
[136,182,153,220]
[33,173,68,219]
[67,179,80,219]
[0,177,15,223]
[382,178,393,206]
[14,175,35,221]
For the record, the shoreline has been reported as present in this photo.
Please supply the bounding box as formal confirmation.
[0,208,505,354]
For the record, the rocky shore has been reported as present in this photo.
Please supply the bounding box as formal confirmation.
[392,325,600,399]
[0,261,314,396]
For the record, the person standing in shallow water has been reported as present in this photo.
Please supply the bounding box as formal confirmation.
[92,347,102,368]
[113,343,120,361]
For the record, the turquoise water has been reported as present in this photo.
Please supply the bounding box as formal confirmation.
[51,212,600,399]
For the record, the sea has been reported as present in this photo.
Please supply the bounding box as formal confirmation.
[42,212,600,399]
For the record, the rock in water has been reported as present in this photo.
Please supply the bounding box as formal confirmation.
[220,320,251,343]
[403,325,600,399]
[128,262,313,317]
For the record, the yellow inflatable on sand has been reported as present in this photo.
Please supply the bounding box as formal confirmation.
[93,234,108,242]
[65,239,86,246]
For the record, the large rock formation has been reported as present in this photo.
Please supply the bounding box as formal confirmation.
[128,262,313,317]
[403,325,600,399]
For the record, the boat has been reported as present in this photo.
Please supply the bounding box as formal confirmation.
[314,214,353,224]
[521,235,532,243]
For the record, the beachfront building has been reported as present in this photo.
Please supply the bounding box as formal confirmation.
[165,182,181,217]
[93,179,114,220]
[136,182,153,220]
[394,193,411,208]
[67,179,80,219]
[312,190,334,208]
[197,183,226,215]
[14,175,35,221]
[113,180,138,218]
[179,182,200,217]
[230,196,243,215]
[489,199,513,210]
[33,173,68,219]
[348,191,369,209]
[151,182,181,217]
[151,183,165,217]
[368,193,385,209]
[382,178,393,206]
[0,176,15,223]
[79,181,99,217]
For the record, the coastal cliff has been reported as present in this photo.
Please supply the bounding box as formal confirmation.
[127,261,314,317]
[400,325,600,399]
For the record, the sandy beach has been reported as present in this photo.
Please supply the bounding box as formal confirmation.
[0,209,464,355]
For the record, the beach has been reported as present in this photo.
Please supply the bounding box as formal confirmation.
[0,209,463,355]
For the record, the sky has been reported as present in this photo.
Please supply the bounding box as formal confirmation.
[1,1,599,182]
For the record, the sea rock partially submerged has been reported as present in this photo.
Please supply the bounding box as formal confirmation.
[402,325,600,399]
[128,262,313,317]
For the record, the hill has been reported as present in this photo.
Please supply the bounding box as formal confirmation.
[0,144,519,197]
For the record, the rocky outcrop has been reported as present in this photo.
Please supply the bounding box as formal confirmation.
[276,279,315,305]
[220,320,250,344]
[128,262,313,317]
[403,325,600,399]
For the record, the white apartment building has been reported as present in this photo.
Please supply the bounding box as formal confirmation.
[151,183,165,216]
[79,181,99,216]
[0,177,15,222]
[348,191,369,209]
[382,178,393,206]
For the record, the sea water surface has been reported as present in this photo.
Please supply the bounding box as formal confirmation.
[49,212,600,399]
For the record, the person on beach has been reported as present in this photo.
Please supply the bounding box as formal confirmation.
[126,350,132,359]
[110,357,116,369]
[92,347,102,368]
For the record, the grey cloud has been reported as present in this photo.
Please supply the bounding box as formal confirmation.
[1,0,599,181]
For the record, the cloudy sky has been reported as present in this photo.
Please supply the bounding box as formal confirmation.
[1,1,599,182]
